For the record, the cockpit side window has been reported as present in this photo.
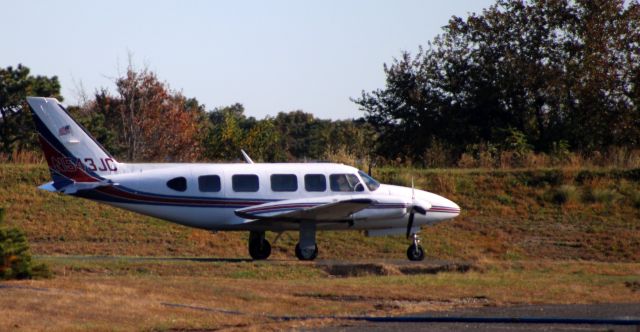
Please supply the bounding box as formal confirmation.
[358,170,380,191]
[330,174,364,192]
[167,177,187,192]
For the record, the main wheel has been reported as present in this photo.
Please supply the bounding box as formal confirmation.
[295,243,318,261]
[249,238,271,260]
[407,244,425,261]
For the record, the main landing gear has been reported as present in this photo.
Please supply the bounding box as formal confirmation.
[248,225,320,261]
[407,233,425,261]
[248,231,271,260]
[295,221,318,261]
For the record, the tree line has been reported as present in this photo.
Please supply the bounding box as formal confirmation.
[0,64,375,165]
[1,0,639,168]
[355,0,640,166]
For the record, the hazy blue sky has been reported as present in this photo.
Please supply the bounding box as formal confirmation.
[3,0,494,119]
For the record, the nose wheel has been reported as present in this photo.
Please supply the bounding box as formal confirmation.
[407,233,425,261]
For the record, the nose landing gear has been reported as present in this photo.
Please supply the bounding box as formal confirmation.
[407,233,425,261]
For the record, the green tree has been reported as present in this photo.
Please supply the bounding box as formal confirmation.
[274,110,319,160]
[355,0,640,163]
[243,118,284,162]
[205,104,247,160]
[0,208,50,280]
[0,65,62,156]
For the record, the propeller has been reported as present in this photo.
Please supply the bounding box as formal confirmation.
[406,177,429,239]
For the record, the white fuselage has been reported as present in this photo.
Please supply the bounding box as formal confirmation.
[75,162,460,232]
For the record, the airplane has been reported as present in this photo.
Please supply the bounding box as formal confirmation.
[26,97,461,261]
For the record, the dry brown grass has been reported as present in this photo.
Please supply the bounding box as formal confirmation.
[0,150,45,164]
[0,258,638,331]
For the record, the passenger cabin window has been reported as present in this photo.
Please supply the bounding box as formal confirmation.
[330,174,364,192]
[232,174,259,192]
[305,174,326,192]
[271,174,297,192]
[198,175,221,192]
[167,177,187,192]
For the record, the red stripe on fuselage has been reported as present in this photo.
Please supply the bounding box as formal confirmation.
[96,185,266,207]
[38,135,98,183]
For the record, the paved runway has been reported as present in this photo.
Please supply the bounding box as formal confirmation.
[318,303,640,332]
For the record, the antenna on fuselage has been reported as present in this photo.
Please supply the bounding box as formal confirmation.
[240,149,254,164]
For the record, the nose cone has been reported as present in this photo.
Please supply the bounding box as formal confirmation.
[440,198,461,218]
[421,191,461,219]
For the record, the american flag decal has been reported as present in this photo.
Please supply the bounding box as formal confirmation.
[58,125,71,136]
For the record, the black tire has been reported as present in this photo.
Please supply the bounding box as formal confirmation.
[295,243,318,261]
[249,239,271,260]
[407,244,425,261]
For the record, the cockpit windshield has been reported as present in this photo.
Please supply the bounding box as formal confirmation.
[358,170,381,191]
[330,173,364,192]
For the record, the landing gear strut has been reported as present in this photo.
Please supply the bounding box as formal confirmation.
[248,231,271,260]
[295,221,318,261]
[407,233,425,261]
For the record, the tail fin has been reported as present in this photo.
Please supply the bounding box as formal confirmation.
[27,97,119,186]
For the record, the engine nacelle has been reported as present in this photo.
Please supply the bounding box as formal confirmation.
[352,207,407,221]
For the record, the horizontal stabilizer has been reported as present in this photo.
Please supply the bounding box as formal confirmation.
[38,180,116,194]
[38,182,58,192]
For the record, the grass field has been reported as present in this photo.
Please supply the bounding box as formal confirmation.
[1,164,639,261]
[1,258,638,331]
[1,164,639,330]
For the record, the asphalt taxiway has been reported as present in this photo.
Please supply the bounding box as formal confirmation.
[318,303,640,332]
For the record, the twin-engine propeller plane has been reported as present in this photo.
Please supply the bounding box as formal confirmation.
[27,97,460,261]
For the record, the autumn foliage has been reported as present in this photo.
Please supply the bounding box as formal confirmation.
[84,67,206,162]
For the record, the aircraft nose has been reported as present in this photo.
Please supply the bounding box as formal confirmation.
[428,194,461,218]
[447,200,461,217]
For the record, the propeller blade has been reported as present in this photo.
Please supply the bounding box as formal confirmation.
[406,212,415,239]
[411,177,415,200]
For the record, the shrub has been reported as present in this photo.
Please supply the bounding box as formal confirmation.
[550,140,571,166]
[500,128,533,167]
[545,185,579,205]
[457,153,476,168]
[592,189,620,204]
[497,194,513,205]
[630,191,640,209]
[0,208,51,279]
[422,139,454,168]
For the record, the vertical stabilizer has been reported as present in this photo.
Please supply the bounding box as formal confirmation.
[26,97,119,186]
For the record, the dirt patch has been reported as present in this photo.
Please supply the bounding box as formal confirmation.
[318,261,473,277]
[321,263,402,277]
[625,281,640,292]
[398,262,472,275]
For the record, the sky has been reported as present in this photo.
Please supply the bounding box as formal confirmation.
[2,0,495,119]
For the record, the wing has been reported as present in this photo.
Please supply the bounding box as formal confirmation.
[235,197,374,222]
